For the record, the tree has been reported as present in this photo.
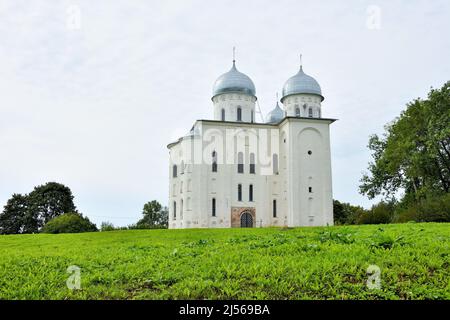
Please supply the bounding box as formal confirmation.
[0,194,28,234]
[136,200,168,229]
[360,82,450,201]
[26,182,77,231]
[0,182,78,234]
[333,199,368,225]
[42,213,97,234]
[100,221,116,231]
[356,201,395,225]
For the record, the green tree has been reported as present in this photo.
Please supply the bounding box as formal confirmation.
[360,82,450,201]
[42,213,97,234]
[27,182,77,231]
[0,182,77,234]
[136,200,168,229]
[333,199,368,225]
[0,194,28,234]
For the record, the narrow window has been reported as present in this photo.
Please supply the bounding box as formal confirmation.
[251,110,254,123]
[180,199,183,219]
[237,152,244,173]
[172,165,177,177]
[249,184,253,202]
[308,107,313,118]
[238,184,242,201]
[180,161,184,174]
[173,201,177,220]
[295,106,300,117]
[309,187,313,193]
[273,154,279,175]
[212,198,216,217]
[221,108,225,121]
[212,151,218,172]
[249,153,256,174]
[273,199,277,218]
[237,107,242,121]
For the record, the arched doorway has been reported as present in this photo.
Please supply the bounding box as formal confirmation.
[240,212,253,228]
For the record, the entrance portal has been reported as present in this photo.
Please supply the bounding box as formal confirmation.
[240,212,253,228]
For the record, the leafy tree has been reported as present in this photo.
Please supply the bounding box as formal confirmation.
[0,194,28,234]
[333,200,368,225]
[0,182,77,234]
[42,213,97,234]
[136,200,168,229]
[100,221,116,232]
[26,182,77,231]
[360,82,450,201]
[356,201,395,225]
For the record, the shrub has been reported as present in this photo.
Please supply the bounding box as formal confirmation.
[395,193,450,222]
[100,221,116,232]
[42,213,98,234]
[357,201,394,225]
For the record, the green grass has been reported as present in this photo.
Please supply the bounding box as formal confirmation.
[0,223,449,300]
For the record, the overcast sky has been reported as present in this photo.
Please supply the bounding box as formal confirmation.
[0,0,449,226]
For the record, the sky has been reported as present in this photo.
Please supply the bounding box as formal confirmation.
[0,0,449,227]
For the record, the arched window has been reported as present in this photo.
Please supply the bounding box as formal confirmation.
[295,106,300,117]
[273,154,279,175]
[237,107,242,121]
[249,184,253,202]
[187,197,191,210]
[273,199,277,218]
[318,109,321,118]
[212,151,218,172]
[238,184,242,201]
[173,201,177,220]
[251,110,254,123]
[172,165,177,178]
[180,181,183,193]
[180,199,183,219]
[221,108,225,121]
[308,107,313,118]
[180,161,184,174]
[212,198,216,217]
[237,152,244,173]
[249,153,255,174]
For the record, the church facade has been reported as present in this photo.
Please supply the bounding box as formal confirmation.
[167,57,335,229]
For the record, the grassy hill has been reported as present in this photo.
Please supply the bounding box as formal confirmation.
[0,223,448,300]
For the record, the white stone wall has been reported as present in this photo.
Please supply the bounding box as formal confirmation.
[212,93,257,122]
[168,117,334,229]
[282,93,322,118]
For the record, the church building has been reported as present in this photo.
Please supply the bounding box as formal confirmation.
[167,55,335,229]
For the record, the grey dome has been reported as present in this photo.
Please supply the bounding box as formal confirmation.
[281,66,323,102]
[212,62,256,99]
[266,102,285,124]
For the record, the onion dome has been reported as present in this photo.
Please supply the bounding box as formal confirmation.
[265,101,285,124]
[212,61,256,99]
[281,66,323,102]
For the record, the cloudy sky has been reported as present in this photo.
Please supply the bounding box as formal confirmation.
[0,0,449,226]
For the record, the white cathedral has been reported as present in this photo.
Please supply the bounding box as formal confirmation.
[167,56,335,229]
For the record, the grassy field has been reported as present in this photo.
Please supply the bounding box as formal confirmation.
[0,223,449,300]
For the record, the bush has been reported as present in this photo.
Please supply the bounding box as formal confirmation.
[395,193,450,222]
[357,201,394,225]
[100,221,115,232]
[42,213,98,234]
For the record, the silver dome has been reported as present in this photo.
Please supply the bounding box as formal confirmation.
[281,66,323,102]
[265,102,285,124]
[212,62,256,99]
